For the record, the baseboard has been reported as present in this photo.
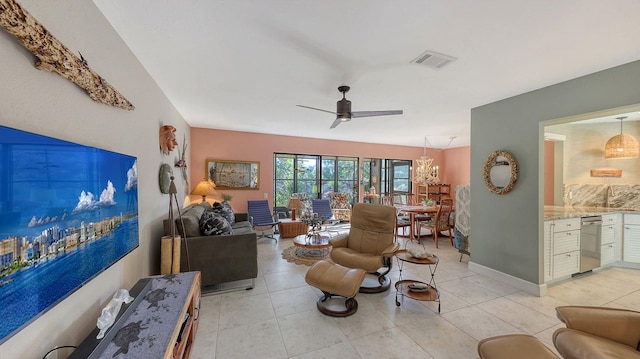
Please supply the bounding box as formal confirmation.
[201,278,255,296]
[468,261,547,297]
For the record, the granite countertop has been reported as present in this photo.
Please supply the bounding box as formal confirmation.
[544,206,640,220]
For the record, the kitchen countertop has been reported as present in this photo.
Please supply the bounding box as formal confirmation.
[544,206,640,220]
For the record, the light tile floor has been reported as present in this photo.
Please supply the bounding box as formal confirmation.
[190,233,640,359]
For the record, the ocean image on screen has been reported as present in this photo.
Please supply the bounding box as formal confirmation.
[0,125,139,344]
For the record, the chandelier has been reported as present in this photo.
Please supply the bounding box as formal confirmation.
[604,116,639,159]
[412,137,440,184]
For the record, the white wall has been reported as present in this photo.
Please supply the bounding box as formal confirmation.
[0,1,189,357]
[547,121,640,185]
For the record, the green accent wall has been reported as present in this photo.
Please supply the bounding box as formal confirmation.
[470,60,640,284]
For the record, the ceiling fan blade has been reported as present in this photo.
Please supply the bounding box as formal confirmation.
[329,118,344,129]
[351,110,403,118]
[296,105,337,115]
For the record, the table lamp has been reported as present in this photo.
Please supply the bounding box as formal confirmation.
[190,179,219,202]
[287,197,302,220]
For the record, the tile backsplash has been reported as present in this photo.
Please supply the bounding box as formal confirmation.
[564,184,640,209]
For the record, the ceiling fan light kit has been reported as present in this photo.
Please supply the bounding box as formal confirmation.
[297,85,403,129]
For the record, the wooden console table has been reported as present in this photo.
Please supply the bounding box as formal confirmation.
[70,271,201,359]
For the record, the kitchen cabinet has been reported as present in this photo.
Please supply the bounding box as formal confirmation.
[552,217,581,278]
[544,217,580,282]
[600,213,620,265]
[623,213,640,263]
[543,220,553,282]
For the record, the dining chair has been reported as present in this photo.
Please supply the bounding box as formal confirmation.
[420,198,454,248]
[382,195,411,241]
[405,193,431,238]
[247,200,280,241]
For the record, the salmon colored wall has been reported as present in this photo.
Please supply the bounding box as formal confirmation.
[544,140,555,205]
[441,146,471,195]
[190,128,470,212]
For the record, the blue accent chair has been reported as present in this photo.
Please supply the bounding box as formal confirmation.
[248,200,280,241]
[311,199,335,223]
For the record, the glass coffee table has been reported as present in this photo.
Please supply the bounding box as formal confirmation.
[394,249,440,312]
[293,234,332,258]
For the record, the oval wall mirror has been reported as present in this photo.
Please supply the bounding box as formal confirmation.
[483,150,518,195]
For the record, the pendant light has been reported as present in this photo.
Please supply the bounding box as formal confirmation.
[412,137,440,184]
[604,116,639,159]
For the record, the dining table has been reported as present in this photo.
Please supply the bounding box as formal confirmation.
[394,205,439,240]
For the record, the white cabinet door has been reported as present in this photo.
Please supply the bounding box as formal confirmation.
[544,221,553,282]
[624,214,640,263]
[553,230,580,254]
[601,243,616,266]
[554,218,580,232]
[601,218,616,245]
[553,251,580,278]
[551,217,581,280]
[602,213,621,262]
[623,224,640,263]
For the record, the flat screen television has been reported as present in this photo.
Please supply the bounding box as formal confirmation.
[0,125,139,344]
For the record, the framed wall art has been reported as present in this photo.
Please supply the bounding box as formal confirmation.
[206,159,259,190]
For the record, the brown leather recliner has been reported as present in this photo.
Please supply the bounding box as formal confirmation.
[553,306,640,359]
[329,203,399,293]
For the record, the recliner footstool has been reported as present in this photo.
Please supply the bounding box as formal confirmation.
[477,334,558,359]
[305,259,366,317]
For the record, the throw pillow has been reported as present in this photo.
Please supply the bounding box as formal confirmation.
[221,201,235,226]
[211,201,235,227]
[200,213,232,236]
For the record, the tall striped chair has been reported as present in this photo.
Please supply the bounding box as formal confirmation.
[248,200,280,241]
[311,199,335,223]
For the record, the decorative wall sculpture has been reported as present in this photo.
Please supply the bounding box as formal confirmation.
[159,125,178,155]
[0,0,134,110]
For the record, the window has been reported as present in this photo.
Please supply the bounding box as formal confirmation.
[273,154,358,207]
[273,154,295,208]
[391,160,411,193]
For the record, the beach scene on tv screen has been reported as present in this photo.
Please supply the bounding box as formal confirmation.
[0,125,139,344]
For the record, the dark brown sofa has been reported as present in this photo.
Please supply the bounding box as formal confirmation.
[163,202,257,290]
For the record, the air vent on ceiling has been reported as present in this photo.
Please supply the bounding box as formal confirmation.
[411,50,457,69]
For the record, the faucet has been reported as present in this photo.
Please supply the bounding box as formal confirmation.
[606,186,616,208]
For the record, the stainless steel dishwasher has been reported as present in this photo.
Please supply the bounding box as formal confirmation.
[580,216,602,273]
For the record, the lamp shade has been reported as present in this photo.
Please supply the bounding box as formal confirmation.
[605,134,639,159]
[190,179,219,202]
[287,197,302,211]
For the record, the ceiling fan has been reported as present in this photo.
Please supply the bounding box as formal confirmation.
[297,86,403,129]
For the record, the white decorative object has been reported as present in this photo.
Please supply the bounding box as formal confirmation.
[408,247,435,259]
[412,137,440,184]
[96,289,134,339]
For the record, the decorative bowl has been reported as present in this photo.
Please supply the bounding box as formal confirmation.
[408,248,434,259]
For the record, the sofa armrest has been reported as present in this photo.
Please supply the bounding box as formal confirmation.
[555,306,640,349]
[180,232,257,287]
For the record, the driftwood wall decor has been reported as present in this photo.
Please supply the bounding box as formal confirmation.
[0,0,134,110]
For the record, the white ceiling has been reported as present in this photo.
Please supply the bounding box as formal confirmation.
[94,0,640,149]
